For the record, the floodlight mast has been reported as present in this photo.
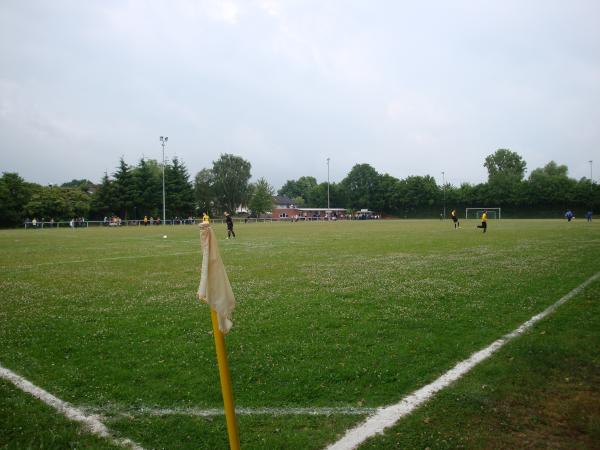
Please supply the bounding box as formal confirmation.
[442,171,446,219]
[590,160,594,209]
[327,157,330,210]
[160,136,168,224]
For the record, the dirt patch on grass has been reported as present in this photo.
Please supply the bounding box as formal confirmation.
[488,374,600,449]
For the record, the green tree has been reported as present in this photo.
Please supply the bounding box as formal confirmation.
[306,182,328,207]
[454,182,475,208]
[304,181,344,208]
[292,196,305,207]
[132,158,162,218]
[483,149,528,207]
[24,186,91,221]
[113,157,135,218]
[0,173,34,227]
[278,176,318,204]
[194,168,215,216]
[61,179,94,193]
[165,156,195,218]
[527,161,572,206]
[212,154,252,213]
[378,174,402,215]
[575,177,599,211]
[533,161,568,178]
[248,177,274,218]
[25,186,69,220]
[64,189,92,218]
[484,149,527,183]
[400,175,440,212]
[90,173,116,219]
[341,164,381,210]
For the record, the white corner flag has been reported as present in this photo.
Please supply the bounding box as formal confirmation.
[197,222,235,334]
[196,222,240,449]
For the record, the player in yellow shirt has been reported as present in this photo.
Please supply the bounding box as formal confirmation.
[476,210,487,233]
[451,209,460,228]
[202,212,210,223]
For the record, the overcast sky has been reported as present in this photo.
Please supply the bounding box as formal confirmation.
[1,0,599,190]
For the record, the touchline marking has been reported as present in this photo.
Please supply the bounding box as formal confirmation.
[325,271,600,450]
[0,365,145,450]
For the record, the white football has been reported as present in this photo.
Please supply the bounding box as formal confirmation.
[163,235,167,239]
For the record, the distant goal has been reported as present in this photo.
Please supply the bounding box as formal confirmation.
[465,208,501,220]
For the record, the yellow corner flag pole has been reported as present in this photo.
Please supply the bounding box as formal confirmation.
[198,222,240,449]
[210,309,241,450]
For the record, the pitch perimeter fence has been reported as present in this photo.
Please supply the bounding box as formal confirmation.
[21,216,365,229]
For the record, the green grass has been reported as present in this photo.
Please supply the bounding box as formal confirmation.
[0,378,121,450]
[0,219,598,449]
[359,274,600,449]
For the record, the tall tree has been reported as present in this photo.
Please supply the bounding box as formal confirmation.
[278,176,318,203]
[165,156,195,218]
[90,173,116,219]
[61,179,94,193]
[113,157,135,218]
[527,161,575,207]
[133,158,161,217]
[25,186,69,220]
[484,149,527,206]
[378,174,402,215]
[0,173,34,226]
[306,182,328,207]
[248,177,274,218]
[194,168,215,216]
[341,164,381,210]
[400,175,440,211]
[211,154,252,213]
[484,149,527,183]
[63,188,92,218]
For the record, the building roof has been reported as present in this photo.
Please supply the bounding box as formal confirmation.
[297,208,346,212]
[273,195,294,205]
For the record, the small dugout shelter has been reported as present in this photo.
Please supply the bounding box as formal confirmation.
[272,206,347,221]
[271,195,347,220]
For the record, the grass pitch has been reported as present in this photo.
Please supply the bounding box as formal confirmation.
[0,219,598,449]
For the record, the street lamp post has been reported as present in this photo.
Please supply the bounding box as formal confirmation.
[160,136,168,224]
[326,158,330,210]
[442,171,446,219]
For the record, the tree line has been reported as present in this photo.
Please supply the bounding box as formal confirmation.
[0,154,274,227]
[0,149,597,227]
[279,149,597,218]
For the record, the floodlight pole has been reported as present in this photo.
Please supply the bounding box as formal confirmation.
[442,171,446,219]
[590,160,594,209]
[326,157,330,210]
[160,136,168,224]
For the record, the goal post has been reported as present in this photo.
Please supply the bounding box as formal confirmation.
[465,208,501,220]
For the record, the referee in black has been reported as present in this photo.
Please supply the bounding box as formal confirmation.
[225,212,236,239]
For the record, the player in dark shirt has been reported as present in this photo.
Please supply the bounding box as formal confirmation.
[451,209,460,228]
[225,212,236,239]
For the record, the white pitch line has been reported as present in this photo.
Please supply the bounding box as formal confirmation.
[82,405,376,417]
[3,251,199,271]
[0,365,145,450]
[326,271,600,450]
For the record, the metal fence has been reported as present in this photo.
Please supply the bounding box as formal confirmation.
[21,216,370,229]
[22,218,279,229]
